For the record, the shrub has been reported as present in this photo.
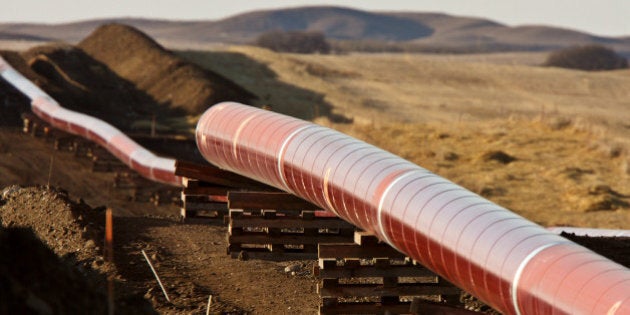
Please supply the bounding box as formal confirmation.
[544,45,628,71]
[255,31,331,54]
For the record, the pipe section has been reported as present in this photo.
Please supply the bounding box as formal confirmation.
[196,102,630,315]
[0,57,181,186]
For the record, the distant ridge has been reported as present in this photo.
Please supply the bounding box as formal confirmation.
[1,6,629,54]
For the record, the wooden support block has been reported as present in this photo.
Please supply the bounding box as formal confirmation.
[409,299,480,315]
[228,191,319,210]
[343,259,361,269]
[354,231,380,246]
[303,244,318,253]
[183,201,228,212]
[319,258,337,270]
[383,277,398,288]
[263,210,277,219]
[267,227,281,236]
[302,210,315,220]
[304,227,318,236]
[317,263,436,279]
[318,283,461,298]
[183,185,230,196]
[175,160,274,190]
[229,227,243,236]
[319,302,411,315]
[227,249,316,260]
[229,233,351,245]
[374,258,390,268]
[381,296,399,304]
[229,216,354,229]
[182,177,199,188]
[321,278,339,288]
[230,209,244,219]
[318,243,405,260]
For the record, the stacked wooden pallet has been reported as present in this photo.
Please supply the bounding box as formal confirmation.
[316,231,465,315]
[174,160,261,220]
[179,177,229,219]
[226,191,355,260]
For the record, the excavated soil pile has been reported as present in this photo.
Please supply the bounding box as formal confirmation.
[78,23,256,115]
[0,227,110,314]
[0,185,155,314]
[20,44,162,130]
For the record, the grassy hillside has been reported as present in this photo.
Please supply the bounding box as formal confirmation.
[182,47,630,138]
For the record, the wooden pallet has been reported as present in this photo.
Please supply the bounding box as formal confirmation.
[175,160,276,191]
[227,191,355,260]
[316,232,465,315]
[179,177,230,219]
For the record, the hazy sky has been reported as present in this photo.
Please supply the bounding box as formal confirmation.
[2,0,629,37]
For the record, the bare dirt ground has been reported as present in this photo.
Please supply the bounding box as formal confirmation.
[0,128,320,314]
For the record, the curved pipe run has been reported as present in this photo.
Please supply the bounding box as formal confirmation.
[0,57,181,186]
[196,102,630,315]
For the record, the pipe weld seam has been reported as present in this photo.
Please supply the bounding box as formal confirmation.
[232,114,257,160]
[377,170,418,251]
[511,241,570,315]
[276,125,314,192]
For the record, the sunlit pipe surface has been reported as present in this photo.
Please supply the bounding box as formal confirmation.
[0,57,181,186]
[196,102,630,315]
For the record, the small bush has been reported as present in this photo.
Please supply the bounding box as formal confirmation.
[544,45,628,71]
[255,31,331,54]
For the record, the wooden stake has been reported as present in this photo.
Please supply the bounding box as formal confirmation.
[206,295,213,315]
[105,208,114,315]
[141,249,171,302]
[47,155,54,189]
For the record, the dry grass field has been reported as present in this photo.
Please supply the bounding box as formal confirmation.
[182,47,630,228]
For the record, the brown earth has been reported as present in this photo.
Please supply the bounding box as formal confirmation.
[0,182,319,314]
[78,24,256,117]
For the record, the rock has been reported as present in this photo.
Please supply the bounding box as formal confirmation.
[85,239,95,249]
[91,259,104,269]
[237,250,248,261]
[284,263,301,273]
[2,185,21,199]
[442,151,459,161]
[479,150,516,164]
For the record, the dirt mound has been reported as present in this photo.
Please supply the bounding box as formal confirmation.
[0,185,155,314]
[0,227,109,314]
[20,43,166,130]
[78,23,256,115]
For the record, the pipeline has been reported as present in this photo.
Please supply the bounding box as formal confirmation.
[196,102,630,315]
[0,56,181,186]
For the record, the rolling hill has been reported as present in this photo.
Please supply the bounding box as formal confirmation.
[1,6,629,54]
